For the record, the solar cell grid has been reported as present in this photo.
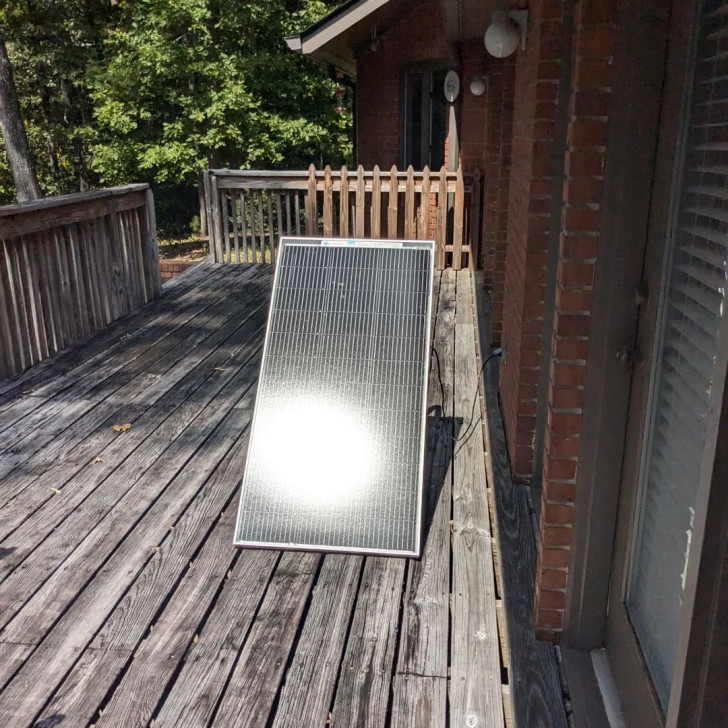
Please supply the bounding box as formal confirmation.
[234,237,434,556]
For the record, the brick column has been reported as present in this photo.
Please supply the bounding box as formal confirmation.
[499,0,568,480]
[481,56,515,345]
[533,0,617,640]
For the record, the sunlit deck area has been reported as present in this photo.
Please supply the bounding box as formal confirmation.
[0,262,566,727]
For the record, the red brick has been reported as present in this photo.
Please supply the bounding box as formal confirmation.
[546,460,578,482]
[536,608,565,629]
[566,150,605,178]
[553,338,589,360]
[555,314,591,337]
[558,260,596,287]
[540,568,568,590]
[570,119,609,146]
[556,288,593,311]
[545,481,577,505]
[538,589,567,610]
[546,435,580,459]
[551,386,585,409]
[561,234,599,259]
[548,411,582,435]
[576,26,616,59]
[575,59,613,87]
[551,363,587,387]
[572,88,611,117]
[540,547,571,569]
[576,0,618,26]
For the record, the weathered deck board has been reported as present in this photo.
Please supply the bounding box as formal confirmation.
[151,546,281,726]
[451,269,505,726]
[331,557,406,728]
[0,264,256,472]
[0,274,269,535]
[472,272,568,728]
[0,264,562,726]
[395,271,451,682]
[270,554,363,727]
[212,551,321,728]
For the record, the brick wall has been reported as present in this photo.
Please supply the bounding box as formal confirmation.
[159,260,197,282]
[356,3,515,311]
[480,57,515,343]
[533,0,617,640]
[500,0,568,480]
[355,0,451,168]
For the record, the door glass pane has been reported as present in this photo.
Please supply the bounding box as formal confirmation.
[626,0,728,709]
[403,72,423,169]
[430,70,447,170]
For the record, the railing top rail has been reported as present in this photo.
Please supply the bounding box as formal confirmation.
[0,184,150,219]
[209,168,468,180]
[0,184,151,239]
[210,168,476,193]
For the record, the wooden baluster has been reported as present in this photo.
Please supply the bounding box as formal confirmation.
[130,209,147,304]
[240,192,248,263]
[0,241,16,377]
[388,165,399,239]
[419,165,431,239]
[23,236,50,360]
[36,230,60,352]
[306,164,317,236]
[14,238,39,365]
[469,170,482,271]
[452,165,464,271]
[4,240,30,370]
[222,191,231,263]
[323,166,333,236]
[355,165,365,237]
[76,221,100,332]
[371,165,381,239]
[209,174,223,263]
[286,192,293,236]
[257,192,265,263]
[266,192,274,263]
[144,187,161,298]
[232,193,240,263]
[91,217,112,326]
[339,165,349,237]
[275,191,283,262]
[295,190,302,236]
[436,166,447,269]
[250,191,257,263]
[57,227,82,340]
[405,165,415,239]
[66,223,90,335]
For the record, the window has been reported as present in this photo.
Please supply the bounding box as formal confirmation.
[402,68,448,170]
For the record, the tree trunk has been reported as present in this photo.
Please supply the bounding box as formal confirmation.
[0,35,42,201]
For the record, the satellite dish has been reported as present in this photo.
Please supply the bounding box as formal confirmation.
[444,70,460,103]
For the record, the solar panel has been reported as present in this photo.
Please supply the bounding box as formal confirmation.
[234,236,434,557]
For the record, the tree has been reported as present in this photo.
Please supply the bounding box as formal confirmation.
[0,0,352,234]
[87,0,351,228]
[0,34,41,200]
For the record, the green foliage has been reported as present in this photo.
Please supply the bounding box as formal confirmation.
[0,0,352,231]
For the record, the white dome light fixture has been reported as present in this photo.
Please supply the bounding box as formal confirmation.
[484,10,527,58]
[470,75,487,97]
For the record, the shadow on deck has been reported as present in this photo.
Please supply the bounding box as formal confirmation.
[0,262,566,727]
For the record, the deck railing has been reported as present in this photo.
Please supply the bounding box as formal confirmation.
[204,164,482,270]
[0,184,161,381]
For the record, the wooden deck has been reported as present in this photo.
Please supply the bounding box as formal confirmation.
[0,262,562,727]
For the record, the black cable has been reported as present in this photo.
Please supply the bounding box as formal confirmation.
[430,343,446,418]
[430,344,504,456]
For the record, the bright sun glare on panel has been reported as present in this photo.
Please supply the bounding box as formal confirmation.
[253,401,374,506]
